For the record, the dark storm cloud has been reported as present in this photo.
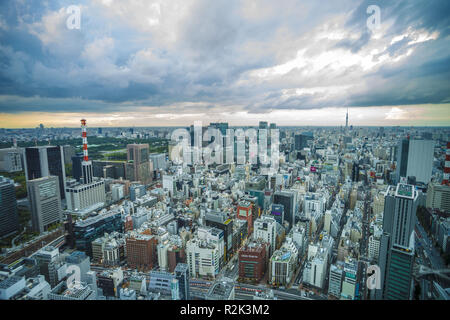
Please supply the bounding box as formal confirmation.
[0,0,449,114]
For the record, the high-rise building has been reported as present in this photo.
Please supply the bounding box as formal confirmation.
[0,176,20,237]
[71,153,84,182]
[127,144,152,185]
[0,148,22,173]
[62,145,75,165]
[27,176,63,233]
[205,211,233,262]
[274,191,295,231]
[126,234,158,271]
[24,146,66,199]
[426,183,450,213]
[379,183,418,300]
[65,180,106,213]
[174,263,190,300]
[253,215,278,257]
[294,134,313,151]
[396,139,434,184]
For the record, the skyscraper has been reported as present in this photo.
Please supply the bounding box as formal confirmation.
[395,139,434,184]
[127,144,152,185]
[274,191,295,231]
[27,176,63,233]
[71,153,84,182]
[379,183,418,300]
[24,146,66,199]
[0,176,20,237]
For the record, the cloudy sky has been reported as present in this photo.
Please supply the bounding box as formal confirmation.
[0,0,449,128]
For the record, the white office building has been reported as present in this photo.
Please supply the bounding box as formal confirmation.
[66,180,106,212]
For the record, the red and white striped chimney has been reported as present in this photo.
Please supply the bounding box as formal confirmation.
[81,119,89,161]
[443,141,450,185]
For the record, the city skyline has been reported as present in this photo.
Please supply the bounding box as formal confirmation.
[0,1,449,128]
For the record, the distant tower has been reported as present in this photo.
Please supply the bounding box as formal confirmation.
[81,119,93,184]
[345,107,348,129]
[443,142,450,185]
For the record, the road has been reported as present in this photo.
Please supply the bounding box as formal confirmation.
[415,222,445,270]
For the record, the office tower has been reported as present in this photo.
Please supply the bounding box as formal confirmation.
[259,121,268,129]
[253,215,278,257]
[426,183,450,212]
[27,176,63,233]
[0,148,22,172]
[62,145,75,165]
[384,245,415,300]
[294,134,313,151]
[396,139,434,184]
[126,234,158,271]
[383,184,418,248]
[396,139,409,180]
[24,145,66,199]
[127,144,152,185]
[0,176,20,237]
[71,153,84,182]
[65,179,106,213]
[379,183,418,300]
[274,191,295,231]
[205,211,233,262]
[174,263,190,300]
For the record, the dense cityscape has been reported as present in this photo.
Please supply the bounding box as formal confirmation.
[0,0,449,309]
[0,117,449,301]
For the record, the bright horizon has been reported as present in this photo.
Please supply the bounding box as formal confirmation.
[0,1,449,128]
